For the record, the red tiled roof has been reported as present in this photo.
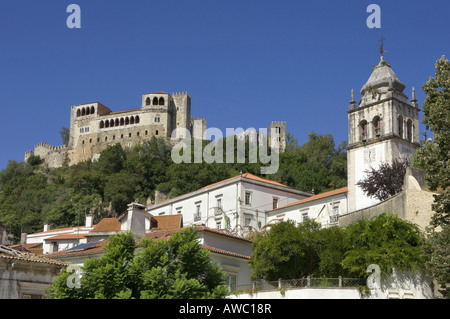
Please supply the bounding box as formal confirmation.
[45,241,107,259]
[149,173,292,208]
[107,108,140,116]
[200,244,250,259]
[274,187,348,211]
[45,234,87,241]
[151,214,183,230]
[202,173,288,189]
[91,218,121,232]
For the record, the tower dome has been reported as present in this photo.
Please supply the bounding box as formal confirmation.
[360,58,406,95]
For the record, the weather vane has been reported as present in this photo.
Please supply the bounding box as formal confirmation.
[379,36,386,59]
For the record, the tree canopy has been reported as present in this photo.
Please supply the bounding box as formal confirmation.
[250,214,425,281]
[47,229,229,299]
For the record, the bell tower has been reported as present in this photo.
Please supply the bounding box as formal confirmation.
[347,47,420,212]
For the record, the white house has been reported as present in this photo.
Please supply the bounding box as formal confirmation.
[267,187,348,228]
[147,173,312,236]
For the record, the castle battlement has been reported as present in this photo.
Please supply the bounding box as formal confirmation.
[24,89,286,168]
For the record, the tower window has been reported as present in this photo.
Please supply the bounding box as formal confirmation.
[159,97,165,106]
[360,120,368,142]
[398,115,404,138]
[120,118,124,126]
[373,116,381,137]
[406,119,412,142]
[145,97,151,106]
[135,116,140,124]
[155,130,159,136]
[90,106,95,114]
[77,109,81,117]
[152,97,158,105]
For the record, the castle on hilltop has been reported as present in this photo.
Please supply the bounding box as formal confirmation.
[25,91,286,168]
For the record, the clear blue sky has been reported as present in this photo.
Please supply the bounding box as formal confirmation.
[0,0,448,170]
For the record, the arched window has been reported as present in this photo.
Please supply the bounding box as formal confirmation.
[105,120,110,128]
[91,106,95,114]
[153,97,158,105]
[77,109,81,117]
[360,120,368,142]
[137,132,140,137]
[406,119,413,142]
[145,97,151,106]
[159,97,165,106]
[120,118,124,126]
[373,116,381,137]
[86,107,90,115]
[100,120,105,129]
[125,117,130,125]
[155,130,159,136]
[110,119,114,127]
[154,116,160,123]
[135,116,140,124]
[398,115,404,138]
[82,108,86,116]
[145,130,148,136]
[130,117,135,125]
[115,118,120,127]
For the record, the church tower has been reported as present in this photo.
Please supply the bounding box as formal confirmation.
[347,47,420,212]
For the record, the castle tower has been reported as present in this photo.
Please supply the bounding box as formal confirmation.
[173,92,192,139]
[347,50,420,212]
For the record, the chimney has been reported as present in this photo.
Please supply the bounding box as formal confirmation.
[43,224,50,232]
[85,215,93,228]
[123,203,146,238]
[20,233,28,245]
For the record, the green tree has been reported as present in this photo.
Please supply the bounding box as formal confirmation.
[249,220,322,281]
[95,143,127,175]
[47,229,229,299]
[341,213,424,278]
[414,55,450,298]
[414,55,449,228]
[60,127,70,146]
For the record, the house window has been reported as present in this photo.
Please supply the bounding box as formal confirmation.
[273,197,279,209]
[227,275,237,292]
[215,197,222,215]
[216,221,222,230]
[194,204,201,221]
[301,211,309,222]
[245,192,252,205]
[244,217,251,227]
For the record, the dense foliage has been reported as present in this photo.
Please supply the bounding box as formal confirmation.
[0,132,347,242]
[47,229,229,299]
[250,214,425,281]
[356,158,410,201]
[414,55,450,298]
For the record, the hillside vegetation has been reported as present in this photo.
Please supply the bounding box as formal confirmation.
[0,132,347,242]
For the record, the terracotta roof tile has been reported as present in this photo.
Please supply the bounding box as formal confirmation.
[45,234,87,241]
[152,215,182,230]
[91,218,121,232]
[200,244,250,259]
[273,187,348,211]
[45,241,107,259]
